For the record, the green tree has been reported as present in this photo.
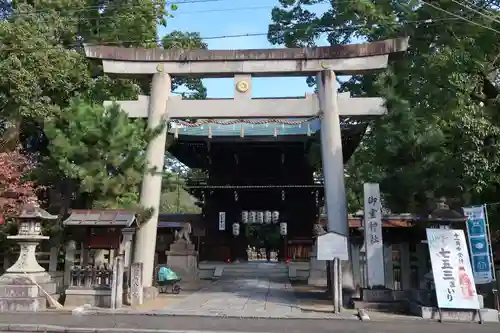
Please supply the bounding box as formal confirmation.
[41,100,161,210]
[0,1,207,219]
[269,0,500,214]
[163,30,208,99]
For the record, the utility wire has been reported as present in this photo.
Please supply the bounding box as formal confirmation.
[8,4,279,22]
[4,0,499,37]
[451,0,500,24]
[462,0,498,14]
[1,2,498,53]
[0,18,474,52]
[4,0,500,38]
[420,0,500,34]
[7,0,300,18]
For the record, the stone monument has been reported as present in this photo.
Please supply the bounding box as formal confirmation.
[130,262,143,307]
[0,203,58,311]
[166,222,198,281]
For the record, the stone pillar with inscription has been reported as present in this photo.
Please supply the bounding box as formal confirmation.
[363,183,385,288]
[0,204,58,312]
[130,262,144,307]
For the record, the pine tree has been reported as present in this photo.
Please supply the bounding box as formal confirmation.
[42,99,161,210]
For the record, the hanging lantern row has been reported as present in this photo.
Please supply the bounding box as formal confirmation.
[241,211,279,224]
[171,117,319,139]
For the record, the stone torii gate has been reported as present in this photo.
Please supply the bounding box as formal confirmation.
[84,38,409,289]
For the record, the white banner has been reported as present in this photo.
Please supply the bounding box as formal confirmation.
[363,183,385,287]
[218,212,226,231]
[426,228,480,309]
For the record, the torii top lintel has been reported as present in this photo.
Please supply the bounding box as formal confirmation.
[84,37,409,77]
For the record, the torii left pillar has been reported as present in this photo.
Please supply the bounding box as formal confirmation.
[317,70,353,308]
[134,70,171,287]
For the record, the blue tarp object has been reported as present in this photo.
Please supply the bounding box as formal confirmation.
[158,266,180,281]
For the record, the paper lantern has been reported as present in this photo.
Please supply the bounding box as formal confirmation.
[249,211,257,224]
[272,211,280,223]
[257,211,264,224]
[264,211,272,224]
[232,222,240,236]
[241,211,248,224]
[279,222,287,236]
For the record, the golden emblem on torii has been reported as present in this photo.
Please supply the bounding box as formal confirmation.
[235,80,249,93]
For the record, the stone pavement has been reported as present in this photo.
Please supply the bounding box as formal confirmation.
[150,277,357,319]
[132,280,215,311]
[0,313,498,333]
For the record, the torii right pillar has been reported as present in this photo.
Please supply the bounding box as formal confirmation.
[317,69,353,305]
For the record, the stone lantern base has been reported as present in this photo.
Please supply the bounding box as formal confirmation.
[0,272,57,312]
[166,240,198,281]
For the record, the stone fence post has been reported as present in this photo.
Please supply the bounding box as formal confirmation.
[111,256,124,309]
[49,245,58,272]
[64,240,76,287]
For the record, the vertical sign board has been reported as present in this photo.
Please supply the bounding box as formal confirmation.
[426,228,480,309]
[218,212,226,231]
[363,183,385,287]
[463,206,494,284]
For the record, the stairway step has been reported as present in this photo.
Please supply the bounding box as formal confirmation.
[353,300,408,313]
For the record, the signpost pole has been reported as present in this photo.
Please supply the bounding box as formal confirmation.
[337,256,343,312]
[335,257,341,313]
[331,257,340,313]
[329,260,335,312]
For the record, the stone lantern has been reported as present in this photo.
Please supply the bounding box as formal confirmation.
[0,203,58,312]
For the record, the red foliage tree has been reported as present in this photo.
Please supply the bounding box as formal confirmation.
[0,150,38,219]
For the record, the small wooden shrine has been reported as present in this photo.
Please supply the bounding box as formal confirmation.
[63,209,138,251]
[62,209,138,308]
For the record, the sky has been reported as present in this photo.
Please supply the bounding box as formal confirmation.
[157,0,331,98]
